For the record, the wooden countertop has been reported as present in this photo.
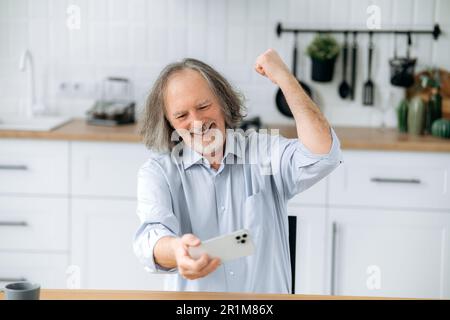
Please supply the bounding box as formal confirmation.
[0,118,449,152]
[275,125,450,153]
[0,289,405,300]
[0,118,142,143]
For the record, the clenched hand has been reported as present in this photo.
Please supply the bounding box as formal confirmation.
[254,48,294,86]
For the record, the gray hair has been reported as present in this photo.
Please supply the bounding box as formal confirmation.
[139,58,246,152]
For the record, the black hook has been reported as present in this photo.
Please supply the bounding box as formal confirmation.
[433,24,441,40]
[276,23,282,38]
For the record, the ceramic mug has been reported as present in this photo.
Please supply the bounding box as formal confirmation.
[1,282,40,300]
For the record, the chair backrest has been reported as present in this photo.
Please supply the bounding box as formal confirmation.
[288,216,297,294]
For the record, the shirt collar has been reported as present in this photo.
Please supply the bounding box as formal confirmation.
[180,129,244,170]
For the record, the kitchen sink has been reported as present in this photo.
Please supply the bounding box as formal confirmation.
[0,116,72,131]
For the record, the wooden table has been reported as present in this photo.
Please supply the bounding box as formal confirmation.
[0,289,407,300]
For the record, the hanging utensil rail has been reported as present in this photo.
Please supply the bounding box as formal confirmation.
[276,23,442,40]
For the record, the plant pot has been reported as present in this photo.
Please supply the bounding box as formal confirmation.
[311,57,337,82]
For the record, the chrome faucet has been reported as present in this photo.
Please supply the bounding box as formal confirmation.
[19,49,36,117]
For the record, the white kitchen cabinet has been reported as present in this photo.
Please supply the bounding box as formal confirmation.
[0,196,69,252]
[328,208,450,299]
[0,252,68,289]
[70,141,151,198]
[2,134,449,298]
[287,205,327,295]
[0,139,69,195]
[71,198,166,290]
[329,150,450,210]
[0,138,70,290]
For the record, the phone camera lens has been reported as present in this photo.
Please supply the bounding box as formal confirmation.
[241,240,246,244]
[236,236,241,240]
[242,234,247,238]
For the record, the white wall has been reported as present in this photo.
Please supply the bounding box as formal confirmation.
[0,0,449,126]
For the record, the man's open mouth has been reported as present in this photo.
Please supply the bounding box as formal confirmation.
[191,121,215,137]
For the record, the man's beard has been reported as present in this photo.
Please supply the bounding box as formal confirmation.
[182,120,225,156]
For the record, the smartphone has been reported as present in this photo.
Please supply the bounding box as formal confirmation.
[188,229,255,263]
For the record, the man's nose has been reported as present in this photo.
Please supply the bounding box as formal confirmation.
[190,118,204,134]
[190,109,204,123]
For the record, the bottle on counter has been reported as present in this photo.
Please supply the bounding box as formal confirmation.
[408,96,426,135]
[425,87,443,134]
[396,99,409,133]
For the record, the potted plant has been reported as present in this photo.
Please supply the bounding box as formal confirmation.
[306,34,340,82]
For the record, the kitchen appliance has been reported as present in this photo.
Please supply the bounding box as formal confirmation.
[239,116,262,131]
[86,77,135,126]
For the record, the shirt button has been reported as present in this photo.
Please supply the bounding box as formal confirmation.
[221,206,225,211]
[229,271,234,276]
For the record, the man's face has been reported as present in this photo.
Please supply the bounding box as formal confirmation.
[164,69,226,156]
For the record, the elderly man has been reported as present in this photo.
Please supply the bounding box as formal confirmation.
[134,49,342,293]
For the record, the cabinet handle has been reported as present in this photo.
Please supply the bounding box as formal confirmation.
[370,177,421,184]
[330,222,337,296]
[0,165,28,171]
[0,221,28,227]
[0,277,27,282]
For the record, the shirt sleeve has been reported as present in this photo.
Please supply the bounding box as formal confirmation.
[272,126,343,200]
[132,159,180,274]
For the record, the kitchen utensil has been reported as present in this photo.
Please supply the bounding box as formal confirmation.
[338,32,351,99]
[389,32,416,87]
[350,32,357,100]
[363,32,375,106]
[276,33,313,118]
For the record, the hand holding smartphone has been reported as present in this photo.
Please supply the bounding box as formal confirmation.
[188,229,255,263]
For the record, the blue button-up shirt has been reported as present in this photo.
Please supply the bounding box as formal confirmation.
[133,127,342,293]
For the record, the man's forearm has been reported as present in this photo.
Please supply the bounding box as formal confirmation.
[278,74,332,154]
[154,236,179,269]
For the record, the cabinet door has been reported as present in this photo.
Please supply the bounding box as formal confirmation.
[287,205,327,295]
[328,208,450,299]
[71,198,167,290]
[0,253,68,289]
[0,139,69,195]
[71,142,151,198]
[329,151,450,210]
[0,196,69,251]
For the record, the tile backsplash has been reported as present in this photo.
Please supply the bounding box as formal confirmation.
[0,0,449,126]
